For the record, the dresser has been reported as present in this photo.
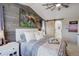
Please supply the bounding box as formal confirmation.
[0,42,19,56]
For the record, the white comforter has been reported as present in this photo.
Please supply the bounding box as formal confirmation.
[20,37,66,56]
[36,42,60,56]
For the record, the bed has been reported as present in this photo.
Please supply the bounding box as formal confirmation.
[16,29,67,56]
[20,35,67,56]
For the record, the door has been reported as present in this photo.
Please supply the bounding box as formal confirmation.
[55,20,62,42]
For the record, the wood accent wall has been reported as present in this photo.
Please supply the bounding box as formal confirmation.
[4,4,19,42]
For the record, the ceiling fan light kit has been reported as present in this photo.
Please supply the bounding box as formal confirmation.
[56,4,61,7]
[42,3,69,11]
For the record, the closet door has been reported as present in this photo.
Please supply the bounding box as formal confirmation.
[0,5,5,45]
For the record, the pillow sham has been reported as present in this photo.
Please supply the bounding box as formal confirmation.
[20,33,27,42]
[24,32,36,42]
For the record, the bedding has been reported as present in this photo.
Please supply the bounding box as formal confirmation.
[24,32,36,42]
[58,40,67,56]
[48,38,59,44]
[34,31,45,40]
[36,42,60,56]
[20,40,37,56]
[21,35,67,56]
[20,35,50,56]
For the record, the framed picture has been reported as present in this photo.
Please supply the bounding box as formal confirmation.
[19,8,42,30]
[69,21,78,32]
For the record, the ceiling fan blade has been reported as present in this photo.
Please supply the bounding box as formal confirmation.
[46,5,54,9]
[42,3,49,6]
[62,4,69,8]
[51,6,56,11]
[47,3,55,5]
[42,3,55,6]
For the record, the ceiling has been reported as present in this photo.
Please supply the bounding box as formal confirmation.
[21,3,79,20]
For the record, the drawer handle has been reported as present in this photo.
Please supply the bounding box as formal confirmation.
[9,54,13,56]
[0,53,1,55]
[14,51,17,55]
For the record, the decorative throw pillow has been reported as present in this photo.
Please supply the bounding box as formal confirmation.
[20,33,26,42]
[34,31,44,40]
[48,38,60,44]
[24,32,36,42]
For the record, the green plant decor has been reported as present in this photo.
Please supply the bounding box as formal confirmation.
[20,20,36,28]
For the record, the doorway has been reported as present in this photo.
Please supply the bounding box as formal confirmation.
[55,20,62,42]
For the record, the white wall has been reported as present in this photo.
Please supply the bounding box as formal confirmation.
[62,18,78,44]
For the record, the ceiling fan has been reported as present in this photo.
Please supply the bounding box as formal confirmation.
[42,3,69,11]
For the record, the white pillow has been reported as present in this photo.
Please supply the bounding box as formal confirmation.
[34,31,44,40]
[20,33,27,42]
[24,32,36,42]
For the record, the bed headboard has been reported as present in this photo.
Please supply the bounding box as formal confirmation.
[16,29,38,42]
